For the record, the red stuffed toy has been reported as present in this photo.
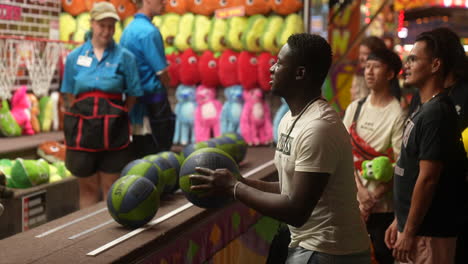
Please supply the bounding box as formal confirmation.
[218,49,240,87]
[237,51,258,90]
[270,0,303,15]
[165,0,188,14]
[257,52,277,92]
[178,48,201,86]
[167,49,182,88]
[198,50,220,88]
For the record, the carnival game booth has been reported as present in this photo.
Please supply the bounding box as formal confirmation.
[0,147,279,264]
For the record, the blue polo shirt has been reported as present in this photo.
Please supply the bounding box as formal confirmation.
[120,13,168,95]
[61,40,143,97]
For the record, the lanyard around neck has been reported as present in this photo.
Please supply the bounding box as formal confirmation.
[285,96,323,140]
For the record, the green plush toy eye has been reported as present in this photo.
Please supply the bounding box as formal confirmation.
[192,15,211,52]
[174,13,195,51]
[225,17,248,51]
[242,15,267,53]
[260,15,284,54]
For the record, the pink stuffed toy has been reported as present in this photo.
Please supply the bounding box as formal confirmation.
[218,49,240,87]
[178,48,201,86]
[11,86,35,135]
[167,49,182,88]
[198,50,220,88]
[257,52,277,92]
[237,51,258,90]
[194,85,222,142]
[240,88,272,146]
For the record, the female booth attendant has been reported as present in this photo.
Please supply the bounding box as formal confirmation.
[61,2,143,208]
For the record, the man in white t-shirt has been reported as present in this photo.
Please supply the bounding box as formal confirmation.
[190,33,370,263]
[343,48,405,264]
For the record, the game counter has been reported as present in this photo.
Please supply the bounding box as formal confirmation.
[0,147,278,264]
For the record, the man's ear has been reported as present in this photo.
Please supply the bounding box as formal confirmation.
[296,66,306,80]
[386,69,395,81]
[431,58,442,74]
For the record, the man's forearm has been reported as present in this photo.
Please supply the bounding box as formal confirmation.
[404,160,442,236]
[240,177,280,194]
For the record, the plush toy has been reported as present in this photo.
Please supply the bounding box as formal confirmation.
[225,17,248,51]
[237,51,258,90]
[179,48,201,85]
[160,13,181,47]
[0,171,13,199]
[208,17,228,53]
[27,93,40,133]
[242,15,267,53]
[187,0,220,16]
[39,95,53,132]
[110,0,137,20]
[59,13,77,42]
[270,0,303,15]
[221,85,243,134]
[273,98,289,143]
[165,0,188,14]
[0,100,21,137]
[192,15,211,52]
[198,50,220,88]
[194,85,222,142]
[257,52,277,92]
[124,16,134,28]
[240,88,273,146]
[218,49,240,87]
[11,86,34,135]
[166,47,182,88]
[174,13,195,51]
[72,12,91,42]
[260,15,283,54]
[37,141,66,164]
[173,85,197,145]
[0,159,14,188]
[84,0,107,11]
[361,156,393,182]
[10,158,50,189]
[50,91,60,131]
[276,14,305,48]
[114,20,123,43]
[61,0,87,16]
[237,0,271,15]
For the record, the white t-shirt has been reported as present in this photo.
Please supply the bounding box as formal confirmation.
[343,95,406,213]
[275,99,369,255]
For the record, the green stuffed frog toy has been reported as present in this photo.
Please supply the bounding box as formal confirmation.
[361,156,393,183]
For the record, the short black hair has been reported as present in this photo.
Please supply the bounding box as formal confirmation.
[367,48,402,78]
[287,33,332,87]
[360,36,387,52]
[415,30,452,78]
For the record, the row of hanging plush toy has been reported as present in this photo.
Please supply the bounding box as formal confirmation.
[171,48,277,146]
[0,87,61,137]
[61,0,302,18]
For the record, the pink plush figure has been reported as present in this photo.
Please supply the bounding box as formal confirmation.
[257,52,277,92]
[178,48,201,86]
[194,85,223,142]
[198,50,220,88]
[218,49,240,87]
[11,86,35,135]
[167,50,181,88]
[237,51,258,90]
[240,88,272,146]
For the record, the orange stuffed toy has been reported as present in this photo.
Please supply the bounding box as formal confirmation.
[110,0,137,20]
[165,0,188,14]
[62,0,87,16]
[85,0,107,11]
[27,93,41,133]
[229,0,270,15]
[187,0,221,16]
[270,0,303,15]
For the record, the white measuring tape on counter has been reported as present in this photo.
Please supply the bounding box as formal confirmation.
[87,159,275,257]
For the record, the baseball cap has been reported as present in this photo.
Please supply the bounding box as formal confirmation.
[90,2,120,21]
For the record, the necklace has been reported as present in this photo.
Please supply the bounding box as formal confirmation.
[285,96,323,140]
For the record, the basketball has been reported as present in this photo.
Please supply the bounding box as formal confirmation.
[107,175,160,228]
[179,148,241,208]
[121,159,164,195]
[182,140,217,159]
[145,154,178,194]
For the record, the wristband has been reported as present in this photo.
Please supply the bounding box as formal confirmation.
[233,182,241,200]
